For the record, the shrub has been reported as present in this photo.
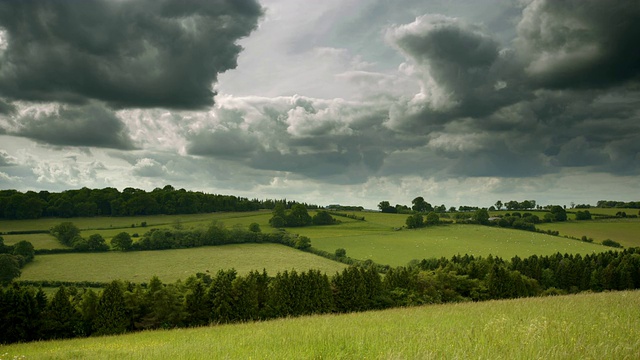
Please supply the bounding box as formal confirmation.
[602,239,622,248]
[312,211,336,225]
[248,223,261,233]
[581,235,593,243]
[575,210,592,220]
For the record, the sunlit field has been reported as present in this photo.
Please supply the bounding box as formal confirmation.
[536,218,640,248]
[19,243,347,283]
[1,233,66,249]
[2,290,638,359]
[298,223,609,266]
[0,211,273,249]
[3,210,617,267]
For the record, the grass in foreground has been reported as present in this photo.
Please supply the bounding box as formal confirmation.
[2,290,638,359]
[19,244,347,283]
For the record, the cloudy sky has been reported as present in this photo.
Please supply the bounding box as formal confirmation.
[0,0,638,209]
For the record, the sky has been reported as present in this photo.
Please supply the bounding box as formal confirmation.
[0,0,638,209]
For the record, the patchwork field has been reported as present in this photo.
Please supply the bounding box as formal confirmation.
[19,243,348,283]
[536,218,640,248]
[4,210,620,272]
[297,223,609,266]
[2,290,638,359]
[0,211,273,249]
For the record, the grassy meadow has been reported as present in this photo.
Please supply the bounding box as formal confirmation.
[537,218,640,248]
[2,290,638,359]
[297,223,608,266]
[5,209,622,282]
[0,211,273,249]
[19,243,348,283]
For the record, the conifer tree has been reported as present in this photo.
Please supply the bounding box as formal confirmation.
[94,280,129,335]
[43,286,80,339]
[185,281,210,327]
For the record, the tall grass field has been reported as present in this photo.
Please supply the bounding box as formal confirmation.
[2,290,638,359]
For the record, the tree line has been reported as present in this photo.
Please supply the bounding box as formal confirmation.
[48,221,312,253]
[268,204,337,228]
[0,186,318,220]
[3,247,640,344]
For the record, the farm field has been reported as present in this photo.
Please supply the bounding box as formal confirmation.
[0,212,275,233]
[19,243,347,283]
[0,211,274,249]
[297,224,609,266]
[4,210,619,268]
[2,290,638,359]
[536,218,640,248]
[578,207,639,216]
[1,232,66,249]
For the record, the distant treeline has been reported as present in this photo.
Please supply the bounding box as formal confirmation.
[3,248,640,344]
[0,186,318,220]
[594,200,640,209]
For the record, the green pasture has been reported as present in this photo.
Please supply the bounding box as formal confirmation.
[297,223,608,266]
[3,210,621,267]
[0,211,272,233]
[1,233,66,249]
[0,211,274,249]
[19,244,347,283]
[537,218,640,248]
[579,207,640,216]
[2,290,638,359]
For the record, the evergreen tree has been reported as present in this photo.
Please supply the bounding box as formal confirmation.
[94,280,129,335]
[231,275,259,321]
[43,286,80,339]
[184,281,210,327]
[79,289,99,336]
[208,269,236,323]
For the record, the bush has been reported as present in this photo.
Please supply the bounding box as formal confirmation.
[247,223,261,233]
[312,211,336,225]
[575,210,592,220]
[602,239,622,248]
[581,235,593,243]
[406,214,424,229]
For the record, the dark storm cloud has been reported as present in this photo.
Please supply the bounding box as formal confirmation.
[188,129,261,159]
[378,1,640,179]
[386,15,528,132]
[517,0,640,89]
[0,98,15,114]
[10,103,136,150]
[0,0,263,109]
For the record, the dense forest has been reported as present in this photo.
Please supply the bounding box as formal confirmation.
[3,248,640,344]
[0,186,317,220]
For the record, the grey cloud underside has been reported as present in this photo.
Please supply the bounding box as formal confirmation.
[0,0,263,109]
[2,0,638,187]
[517,0,640,89]
[0,98,15,114]
[9,103,136,150]
[185,0,640,181]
